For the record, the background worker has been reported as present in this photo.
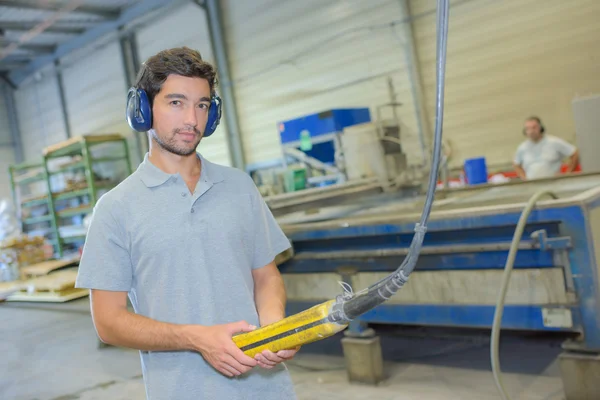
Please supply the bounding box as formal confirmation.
[513,116,579,180]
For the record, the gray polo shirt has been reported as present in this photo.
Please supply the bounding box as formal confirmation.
[75,152,296,400]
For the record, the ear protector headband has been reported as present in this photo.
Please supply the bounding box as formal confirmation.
[522,118,545,135]
[126,80,222,137]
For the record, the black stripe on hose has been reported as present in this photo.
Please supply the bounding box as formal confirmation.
[239,318,329,352]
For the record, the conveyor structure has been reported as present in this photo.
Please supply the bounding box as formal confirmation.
[274,173,600,392]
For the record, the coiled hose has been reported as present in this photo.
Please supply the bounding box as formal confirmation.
[491,190,558,400]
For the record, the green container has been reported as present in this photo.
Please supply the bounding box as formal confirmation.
[283,168,306,192]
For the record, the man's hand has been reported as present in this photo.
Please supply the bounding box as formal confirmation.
[514,164,527,180]
[191,321,258,378]
[254,314,301,369]
[255,346,300,369]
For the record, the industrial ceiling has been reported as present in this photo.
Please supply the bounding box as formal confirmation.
[0,0,187,87]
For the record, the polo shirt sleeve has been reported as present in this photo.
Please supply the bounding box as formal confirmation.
[552,137,577,158]
[75,196,133,292]
[514,144,524,165]
[251,188,292,270]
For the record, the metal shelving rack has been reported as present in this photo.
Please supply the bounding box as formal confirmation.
[8,161,61,256]
[42,134,133,258]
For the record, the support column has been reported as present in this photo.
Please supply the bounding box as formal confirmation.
[119,29,147,164]
[1,82,24,163]
[54,60,72,139]
[559,351,600,400]
[337,266,385,385]
[397,0,433,163]
[202,0,246,169]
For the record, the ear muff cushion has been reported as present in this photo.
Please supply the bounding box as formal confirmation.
[126,88,152,132]
[204,95,222,137]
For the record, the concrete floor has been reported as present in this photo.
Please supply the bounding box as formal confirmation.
[1,298,566,400]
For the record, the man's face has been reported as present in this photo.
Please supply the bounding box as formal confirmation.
[524,119,543,142]
[150,74,211,156]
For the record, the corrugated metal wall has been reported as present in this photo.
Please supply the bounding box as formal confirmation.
[136,2,232,166]
[0,85,15,202]
[221,0,424,167]
[13,65,67,163]
[411,0,600,169]
[5,0,600,181]
[61,42,127,138]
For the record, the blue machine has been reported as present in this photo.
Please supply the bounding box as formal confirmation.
[278,108,371,165]
[275,174,600,353]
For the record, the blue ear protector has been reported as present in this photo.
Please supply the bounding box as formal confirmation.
[126,86,222,137]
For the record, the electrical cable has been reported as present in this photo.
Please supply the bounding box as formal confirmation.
[232,0,453,364]
[331,0,450,323]
[490,190,557,400]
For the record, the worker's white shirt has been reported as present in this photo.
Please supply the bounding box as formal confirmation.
[514,135,576,179]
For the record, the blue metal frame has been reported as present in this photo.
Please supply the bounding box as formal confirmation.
[278,109,371,145]
[287,302,582,333]
[280,201,600,351]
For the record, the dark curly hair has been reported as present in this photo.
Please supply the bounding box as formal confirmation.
[134,46,218,106]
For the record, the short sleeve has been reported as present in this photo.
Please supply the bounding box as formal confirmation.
[553,137,576,158]
[75,196,133,291]
[514,145,524,165]
[250,188,291,270]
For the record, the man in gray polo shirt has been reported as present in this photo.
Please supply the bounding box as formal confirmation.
[75,47,298,399]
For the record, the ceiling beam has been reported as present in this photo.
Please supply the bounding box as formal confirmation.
[1,54,38,61]
[0,39,55,54]
[0,1,121,19]
[0,20,87,34]
[9,0,182,86]
[0,61,28,71]
[0,0,83,61]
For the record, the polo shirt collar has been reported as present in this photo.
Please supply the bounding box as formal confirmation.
[138,152,225,188]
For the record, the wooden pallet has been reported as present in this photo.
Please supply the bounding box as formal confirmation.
[5,268,88,303]
[43,134,124,156]
[20,257,80,278]
[0,281,22,301]
[6,287,88,303]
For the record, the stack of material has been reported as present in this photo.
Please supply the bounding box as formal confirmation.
[0,258,86,303]
[1,235,51,268]
[1,234,56,285]
[0,280,21,301]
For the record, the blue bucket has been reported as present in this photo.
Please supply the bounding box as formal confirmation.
[464,157,488,185]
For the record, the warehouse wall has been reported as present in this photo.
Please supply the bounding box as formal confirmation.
[218,0,600,171]
[0,85,16,202]
[221,0,424,167]
[14,65,67,163]
[411,0,600,169]
[8,0,600,176]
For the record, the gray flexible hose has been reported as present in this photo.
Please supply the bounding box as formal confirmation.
[337,0,450,322]
[490,190,558,400]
